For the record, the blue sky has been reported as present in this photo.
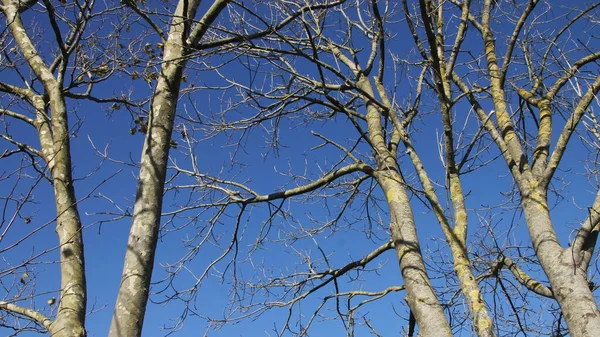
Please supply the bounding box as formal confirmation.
[1,0,599,336]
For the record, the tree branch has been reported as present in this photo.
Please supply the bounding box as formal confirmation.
[499,0,539,86]
[571,188,600,270]
[0,108,34,125]
[246,162,372,203]
[0,301,52,330]
[542,75,600,188]
[494,256,554,298]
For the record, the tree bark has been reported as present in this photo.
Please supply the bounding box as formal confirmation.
[377,173,454,337]
[404,134,496,337]
[108,1,229,336]
[522,192,600,337]
[359,72,452,335]
[108,6,188,337]
[47,95,87,337]
[477,2,600,334]
[3,5,87,336]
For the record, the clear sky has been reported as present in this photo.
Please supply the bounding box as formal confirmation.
[1,0,598,336]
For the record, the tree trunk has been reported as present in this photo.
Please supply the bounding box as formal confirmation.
[406,139,496,337]
[356,71,452,336]
[108,0,235,335]
[452,247,495,337]
[377,172,453,337]
[47,94,87,337]
[522,193,600,337]
[3,5,87,336]
[108,18,187,337]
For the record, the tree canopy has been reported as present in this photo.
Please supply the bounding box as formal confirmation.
[1,0,599,336]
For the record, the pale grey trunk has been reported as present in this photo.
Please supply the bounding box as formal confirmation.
[358,72,451,336]
[522,192,600,337]
[108,0,218,335]
[47,91,87,337]
[108,25,186,337]
[377,173,454,337]
[108,1,239,335]
[3,5,87,336]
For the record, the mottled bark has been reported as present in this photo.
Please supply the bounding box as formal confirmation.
[108,1,229,336]
[358,73,452,335]
[108,6,189,337]
[49,132,87,337]
[376,173,453,337]
[404,2,497,333]
[2,4,87,336]
[481,0,531,179]
[458,66,600,336]
[478,0,600,333]
[439,85,496,337]
[472,0,600,333]
[521,192,600,337]
[403,133,495,337]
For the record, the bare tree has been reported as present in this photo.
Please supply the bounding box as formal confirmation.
[0,0,349,336]
[162,1,600,336]
[159,1,499,335]
[403,0,600,336]
[107,1,233,336]
[108,1,349,336]
[0,0,118,334]
[1,0,599,336]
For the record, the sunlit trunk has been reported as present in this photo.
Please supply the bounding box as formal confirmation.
[377,173,454,336]
[522,193,600,337]
[108,14,187,337]
[3,5,87,336]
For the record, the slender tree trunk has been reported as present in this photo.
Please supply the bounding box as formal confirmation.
[358,73,451,335]
[377,173,454,337]
[109,0,232,335]
[3,5,87,336]
[442,106,495,337]
[522,192,600,337]
[405,137,495,337]
[451,243,495,337]
[47,92,87,337]
[405,138,496,337]
[108,9,188,337]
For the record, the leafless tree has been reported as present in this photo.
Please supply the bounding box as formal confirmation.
[162,1,600,336]
[404,0,600,336]
[1,0,599,336]
[160,1,497,336]
[0,0,129,334]
[0,0,348,336]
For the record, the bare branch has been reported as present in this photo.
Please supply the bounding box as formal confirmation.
[0,301,52,330]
